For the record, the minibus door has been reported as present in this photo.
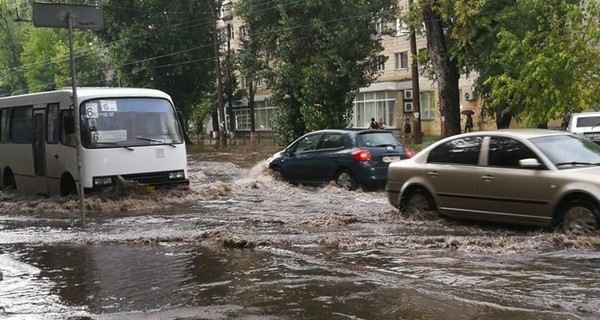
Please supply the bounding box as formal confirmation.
[33,110,48,195]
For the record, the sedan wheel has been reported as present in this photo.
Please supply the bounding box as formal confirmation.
[561,200,599,235]
[335,170,356,190]
[271,167,284,181]
[400,189,435,217]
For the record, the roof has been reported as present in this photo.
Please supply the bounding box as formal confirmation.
[0,87,172,106]
[445,128,569,140]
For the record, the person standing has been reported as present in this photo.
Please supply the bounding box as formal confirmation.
[403,117,412,137]
[465,114,474,133]
[561,112,572,131]
[378,117,386,129]
[368,117,380,129]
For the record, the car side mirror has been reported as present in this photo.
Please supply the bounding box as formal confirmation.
[518,158,542,168]
[64,115,75,134]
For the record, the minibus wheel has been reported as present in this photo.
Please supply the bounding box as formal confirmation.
[2,169,16,190]
[61,174,77,196]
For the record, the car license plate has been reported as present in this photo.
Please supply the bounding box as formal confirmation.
[382,156,400,163]
[584,132,600,139]
[143,185,156,193]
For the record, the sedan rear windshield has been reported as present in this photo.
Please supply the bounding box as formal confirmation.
[359,132,401,147]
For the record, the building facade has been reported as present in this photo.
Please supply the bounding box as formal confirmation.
[215,0,483,137]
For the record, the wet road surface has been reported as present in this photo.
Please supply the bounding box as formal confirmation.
[1,144,600,319]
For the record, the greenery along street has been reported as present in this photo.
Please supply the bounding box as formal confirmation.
[2,0,600,144]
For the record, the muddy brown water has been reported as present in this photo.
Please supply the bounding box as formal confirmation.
[1,144,600,319]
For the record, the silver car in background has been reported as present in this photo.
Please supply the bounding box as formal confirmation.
[386,129,600,235]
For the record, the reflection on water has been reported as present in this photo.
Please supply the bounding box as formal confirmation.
[3,243,599,319]
[1,144,600,319]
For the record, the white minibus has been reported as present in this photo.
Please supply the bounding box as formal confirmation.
[0,87,189,196]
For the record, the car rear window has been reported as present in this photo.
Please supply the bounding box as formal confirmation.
[576,116,600,127]
[359,132,401,147]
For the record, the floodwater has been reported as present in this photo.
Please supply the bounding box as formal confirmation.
[1,144,600,319]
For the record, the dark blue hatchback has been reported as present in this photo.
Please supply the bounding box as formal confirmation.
[266,129,413,190]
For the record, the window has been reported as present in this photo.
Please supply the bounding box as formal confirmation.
[47,103,59,144]
[60,110,76,147]
[576,116,600,127]
[10,106,33,143]
[0,108,9,143]
[319,134,343,149]
[420,91,435,120]
[293,134,321,152]
[395,19,409,36]
[375,20,383,35]
[428,136,482,165]
[352,91,397,128]
[376,56,385,71]
[239,25,247,38]
[254,78,263,88]
[395,52,409,70]
[488,137,538,168]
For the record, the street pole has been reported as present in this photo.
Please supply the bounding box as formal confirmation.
[409,0,422,144]
[211,11,226,146]
[67,12,85,227]
[227,23,235,138]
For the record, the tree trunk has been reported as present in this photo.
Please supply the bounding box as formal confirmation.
[495,112,512,129]
[422,3,461,137]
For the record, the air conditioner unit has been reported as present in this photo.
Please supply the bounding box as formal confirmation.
[464,91,476,101]
[404,101,414,112]
[404,89,413,100]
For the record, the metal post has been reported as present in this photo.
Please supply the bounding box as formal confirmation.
[409,0,422,144]
[67,13,85,226]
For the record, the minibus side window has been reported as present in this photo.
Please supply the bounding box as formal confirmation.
[10,106,33,143]
[0,109,9,143]
[60,110,76,147]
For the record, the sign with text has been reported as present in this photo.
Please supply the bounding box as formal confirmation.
[33,2,103,30]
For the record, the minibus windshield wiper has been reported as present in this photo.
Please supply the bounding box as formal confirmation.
[95,142,134,151]
[136,137,177,148]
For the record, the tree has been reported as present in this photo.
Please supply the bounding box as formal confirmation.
[453,0,600,128]
[98,0,218,137]
[236,0,397,145]
[408,0,462,137]
[20,28,107,92]
[0,0,28,96]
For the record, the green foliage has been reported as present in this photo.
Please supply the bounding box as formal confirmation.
[98,0,217,124]
[454,0,600,127]
[0,0,28,95]
[236,0,397,144]
[21,28,106,92]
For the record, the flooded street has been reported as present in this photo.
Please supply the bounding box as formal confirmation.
[1,144,600,319]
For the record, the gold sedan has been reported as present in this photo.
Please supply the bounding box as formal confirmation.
[386,129,600,235]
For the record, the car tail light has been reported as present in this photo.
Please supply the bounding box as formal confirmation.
[405,147,414,159]
[352,149,372,161]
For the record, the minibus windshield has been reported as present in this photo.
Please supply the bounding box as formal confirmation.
[80,97,183,148]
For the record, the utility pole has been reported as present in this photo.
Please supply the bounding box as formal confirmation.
[227,23,235,136]
[211,11,226,145]
[409,0,422,144]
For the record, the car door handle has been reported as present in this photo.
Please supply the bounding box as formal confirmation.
[482,175,494,182]
[427,171,439,178]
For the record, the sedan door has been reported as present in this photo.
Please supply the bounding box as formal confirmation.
[424,136,487,215]
[470,136,554,225]
[283,133,323,183]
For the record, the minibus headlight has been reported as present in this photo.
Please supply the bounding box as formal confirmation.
[169,171,185,179]
[93,177,113,186]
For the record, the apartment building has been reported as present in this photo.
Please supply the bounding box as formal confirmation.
[217,0,481,136]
